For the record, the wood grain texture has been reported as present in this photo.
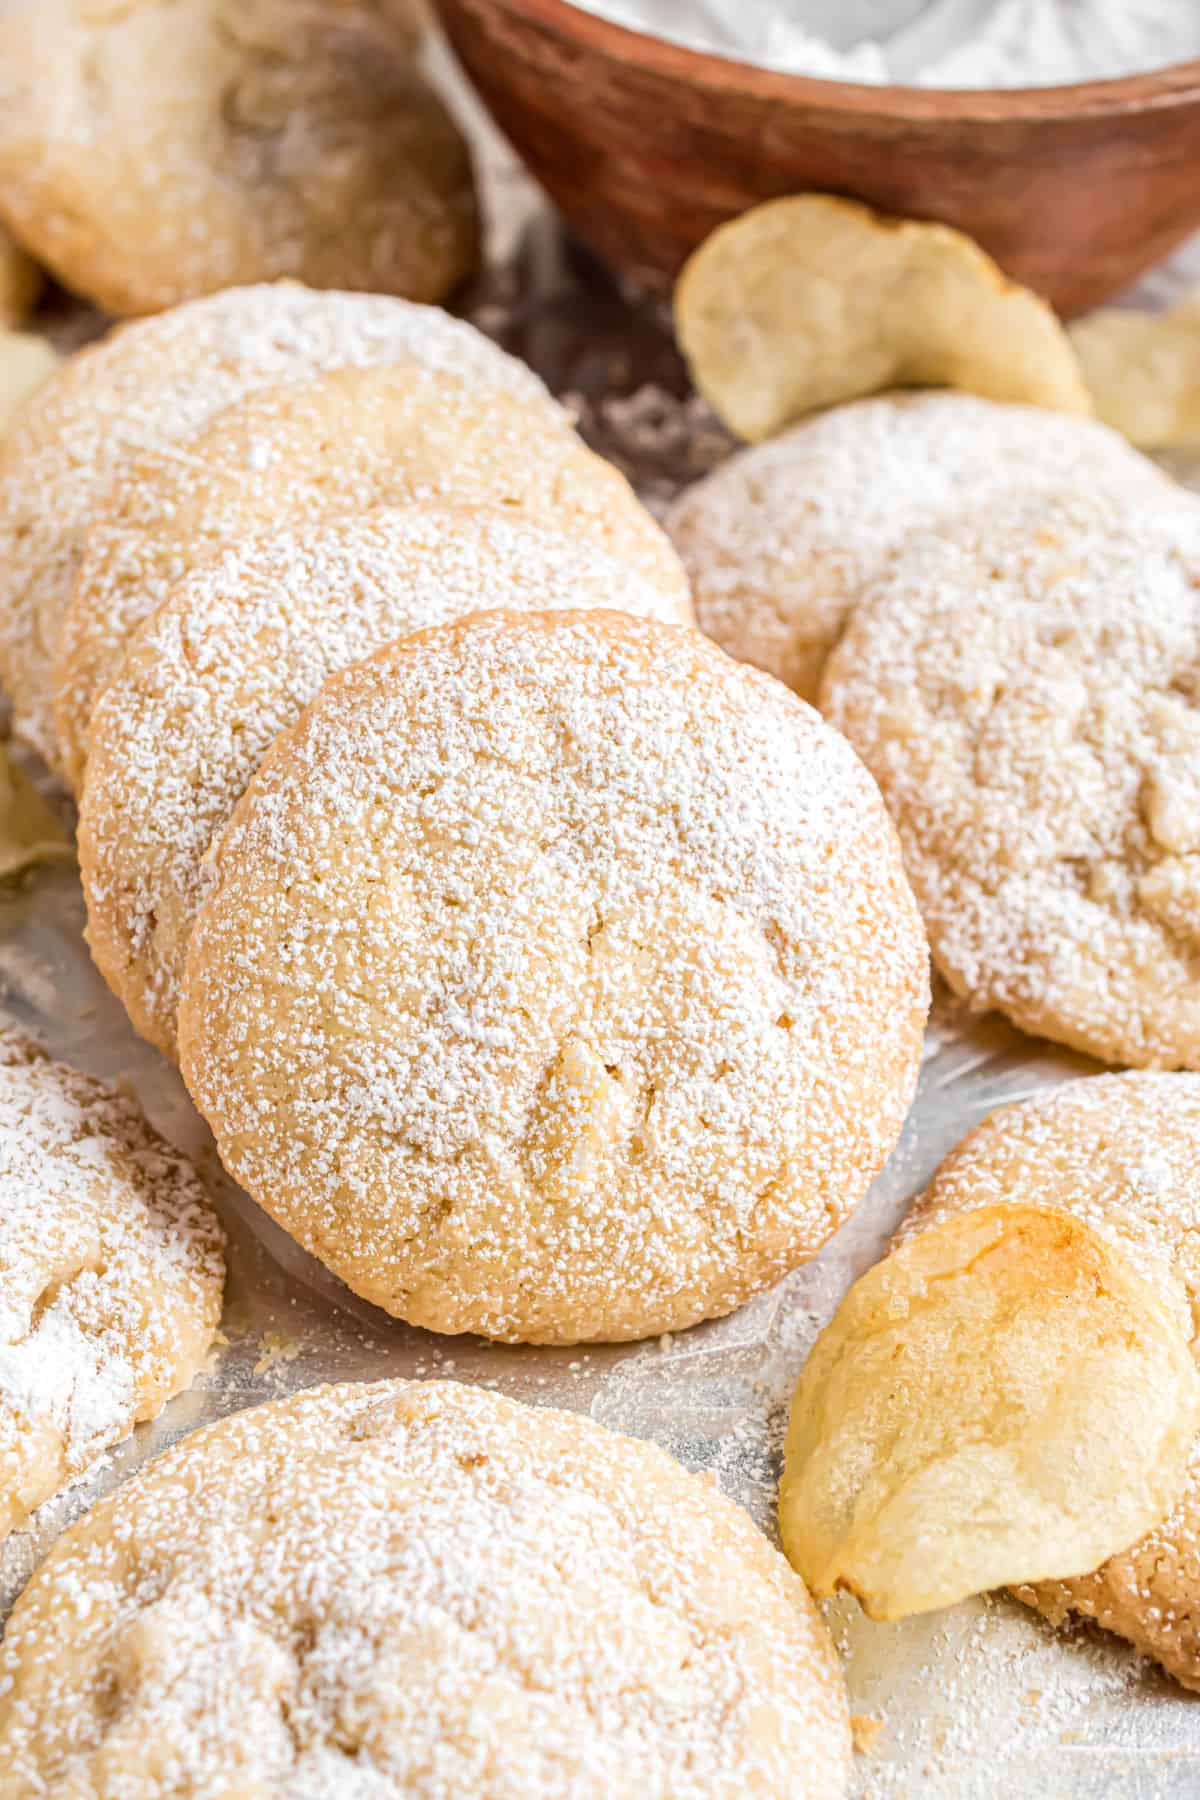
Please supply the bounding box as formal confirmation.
[436,0,1200,314]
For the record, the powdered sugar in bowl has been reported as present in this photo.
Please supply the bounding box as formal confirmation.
[434,0,1200,313]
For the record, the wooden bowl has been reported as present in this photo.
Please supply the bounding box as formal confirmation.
[435,0,1200,314]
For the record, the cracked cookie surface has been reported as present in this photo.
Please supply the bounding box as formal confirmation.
[0,281,553,780]
[80,504,694,1064]
[822,486,1200,1068]
[55,358,685,789]
[179,610,928,1343]
[0,1379,851,1798]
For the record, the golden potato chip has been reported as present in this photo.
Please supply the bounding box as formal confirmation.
[675,195,1091,443]
[0,331,59,436]
[1071,291,1200,448]
[0,227,40,328]
[779,1204,1199,1622]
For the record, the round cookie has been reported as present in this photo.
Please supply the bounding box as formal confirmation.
[55,361,688,789]
[821,485,1200,1069]
[668,393,1172,704]
[0,226,40,327]
[81,504,696,1063]
[0,0,477,318]
[0,1380,851,1797]
[179,610,928,1344]
[0,1029,224,1541]
[0,283,554,780]
[902,1072,1200,1690]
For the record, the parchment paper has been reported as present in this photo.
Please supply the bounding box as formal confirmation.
[4,53,1200,1797]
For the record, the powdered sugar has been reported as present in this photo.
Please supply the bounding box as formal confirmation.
[179,610,927,1343]
[570,0,1200,89]
[0,1308,134,1478]
[821,482,1200,1068]
[80,503,693,1061]
[0,1029,225,1539]
[902,1071,1200,1318]
[667,391,1170,702]
[0,1380,851,1797]
[55,357,685,787]
[587,1058,1187,1790]
[0,280,556,776]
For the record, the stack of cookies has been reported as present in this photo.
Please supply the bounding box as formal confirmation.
[670,390,1200,1073]
[0,284,934,1793]
[4,258,1200,1778]
[0,279,931,1349]
[0,1016,857,1797]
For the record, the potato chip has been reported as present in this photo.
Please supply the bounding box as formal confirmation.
[675,194,1091,443]
[0,331,59,436]
[0,227,40,328]
[779,1204,1200,1621]
[1071,292,1200,448]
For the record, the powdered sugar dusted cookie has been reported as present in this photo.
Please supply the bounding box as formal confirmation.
[0,282,554,779]
[55,361,687,789]
[822,485,1200,1069]
[669,393,1170,703]
[81,504,695,1062]
[179,610,928,1344]
[902,1073,1200,1690]
[0,1379,852,1796]
[0,0,477,317]
[0,1030,224,1541]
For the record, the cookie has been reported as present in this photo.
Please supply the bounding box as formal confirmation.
[55,361,688,790]
[0,1380,852,1797]
[0,0,477,317]
[0,1029,224,1541]
[821,485,1200,1069]
[1018,1453,1200,1694]
[668,393,1170,703]
[81,504,695,1063]
[0,227,40,327]
[179,609,928,1344]
[0,283,554,779]
[902,1073,1200,1689]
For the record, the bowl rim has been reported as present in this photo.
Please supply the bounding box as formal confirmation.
[488,0,1200,118]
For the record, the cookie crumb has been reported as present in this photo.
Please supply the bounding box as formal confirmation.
[851,1713,884,1756]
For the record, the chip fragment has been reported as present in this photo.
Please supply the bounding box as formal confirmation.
[675,194,1091,442]
[779,1204,1200,1620]
[1071,291,1200,448]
